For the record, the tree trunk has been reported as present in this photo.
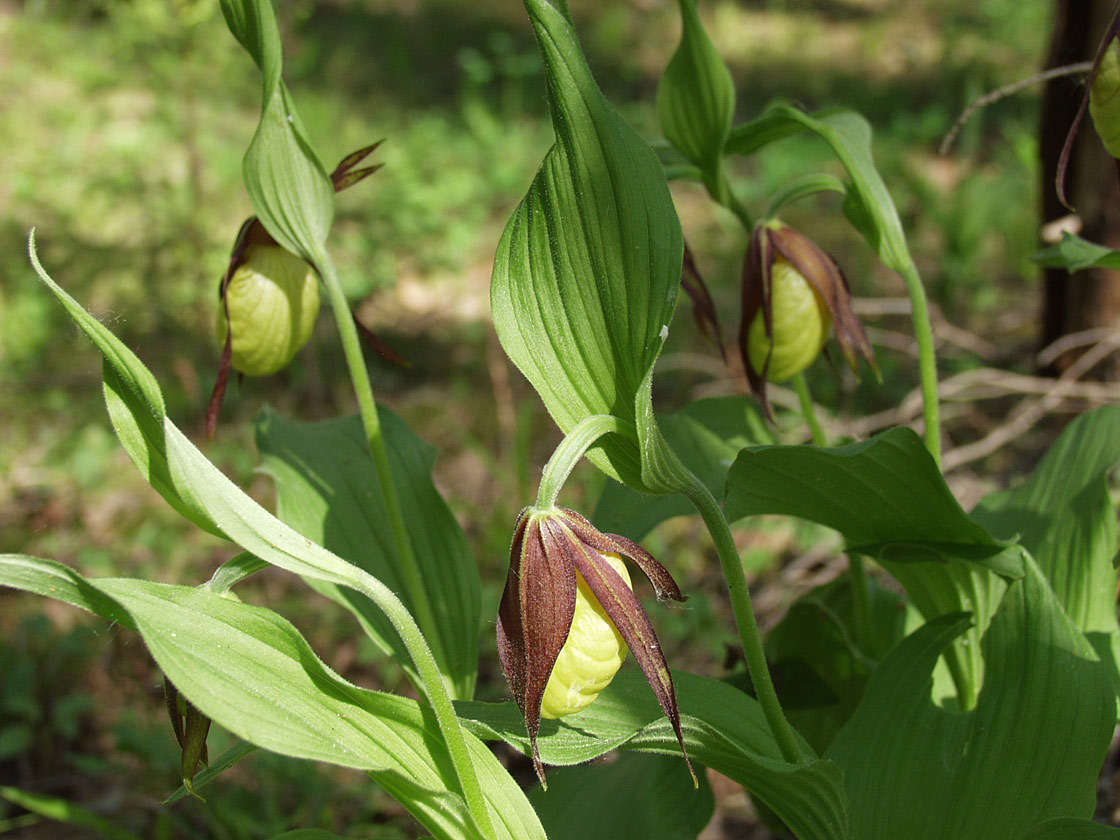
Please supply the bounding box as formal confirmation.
[1039,0,1120,375]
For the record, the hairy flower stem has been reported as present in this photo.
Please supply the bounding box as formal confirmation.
[315,253,452,691]
[536,415,630,510]
[684,481,808,764]
[314,252,494,836]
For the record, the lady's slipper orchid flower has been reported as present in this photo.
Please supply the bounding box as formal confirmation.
[496,506,695,785]
[739,220,876,416]
[206,142,405,438]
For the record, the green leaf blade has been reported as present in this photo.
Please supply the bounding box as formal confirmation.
[91,579,542,840]
[827,559,1114,840]
[724,427,1000,556]
[255,409,481,699]
[528,752,714,840]
[492,0,684,490]
[460,668,851,840]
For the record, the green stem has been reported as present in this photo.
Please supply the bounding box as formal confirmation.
[313,252,494,835]
[315,253,452,692]
[683,481,809,765]
[536,415,629,509]
[847,553,872,654]
[792,373,826,447]
[704,161,753,231]
[348,569,496,837]
[899,261,941,466]
[942,641,977,710]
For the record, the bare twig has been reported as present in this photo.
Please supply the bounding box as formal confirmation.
[941,335,1120,471]
[940,62,1094,156]
[1037,326,1120,367]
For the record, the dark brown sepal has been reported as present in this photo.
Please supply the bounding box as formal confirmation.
[353,312,410,368]
[563,525,697,787]
[331,141,385,193]
[206,217,266,439]
[496,511,577,782]
[1056,13,1120,209]
[680,242,727,362]
[558,508,686,603]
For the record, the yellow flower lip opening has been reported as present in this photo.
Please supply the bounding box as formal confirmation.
[540,553,631,720]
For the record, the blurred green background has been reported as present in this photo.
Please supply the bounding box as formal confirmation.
[1,0,1055,836]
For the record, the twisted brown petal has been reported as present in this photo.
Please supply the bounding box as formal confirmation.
[770,225,876,378]
[560,509,685,603]
[565,531,697,787]
[738,228,776,418]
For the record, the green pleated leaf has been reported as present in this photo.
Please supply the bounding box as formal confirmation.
[28,236,222,538]
[656,0,735,183]
[723,427,1011,565]
[882,556,1008,708]
[0,554,136,630]
[460,669,851,840]
[492,0,687,493]
[27,246,506,835]
[90,580,543,840]
[826,558,1114,840]
[1034,232,1120,272]
[724,426,1025,704]
[726,105,912,274]
[764,574,908,755]
[1022,819,1120,839]
[0,557,542,839]
[528,752,714,840]
[255,409,480,699]
[219,0,334,263]
[971,406,1120,682]
[593,396,775,540]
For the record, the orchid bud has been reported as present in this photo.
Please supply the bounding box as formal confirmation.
[217,244,320,377]
[739,221,876,416]
[745,256,831,383]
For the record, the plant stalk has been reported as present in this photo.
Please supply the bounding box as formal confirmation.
[536,415,628,510]
[314,251,493,835]
[847,553,873,654]
[315,253,452,693]
[684,481,809,765]
[899,261,941,466]
[350,570,495,837]
[792,373,826,447]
